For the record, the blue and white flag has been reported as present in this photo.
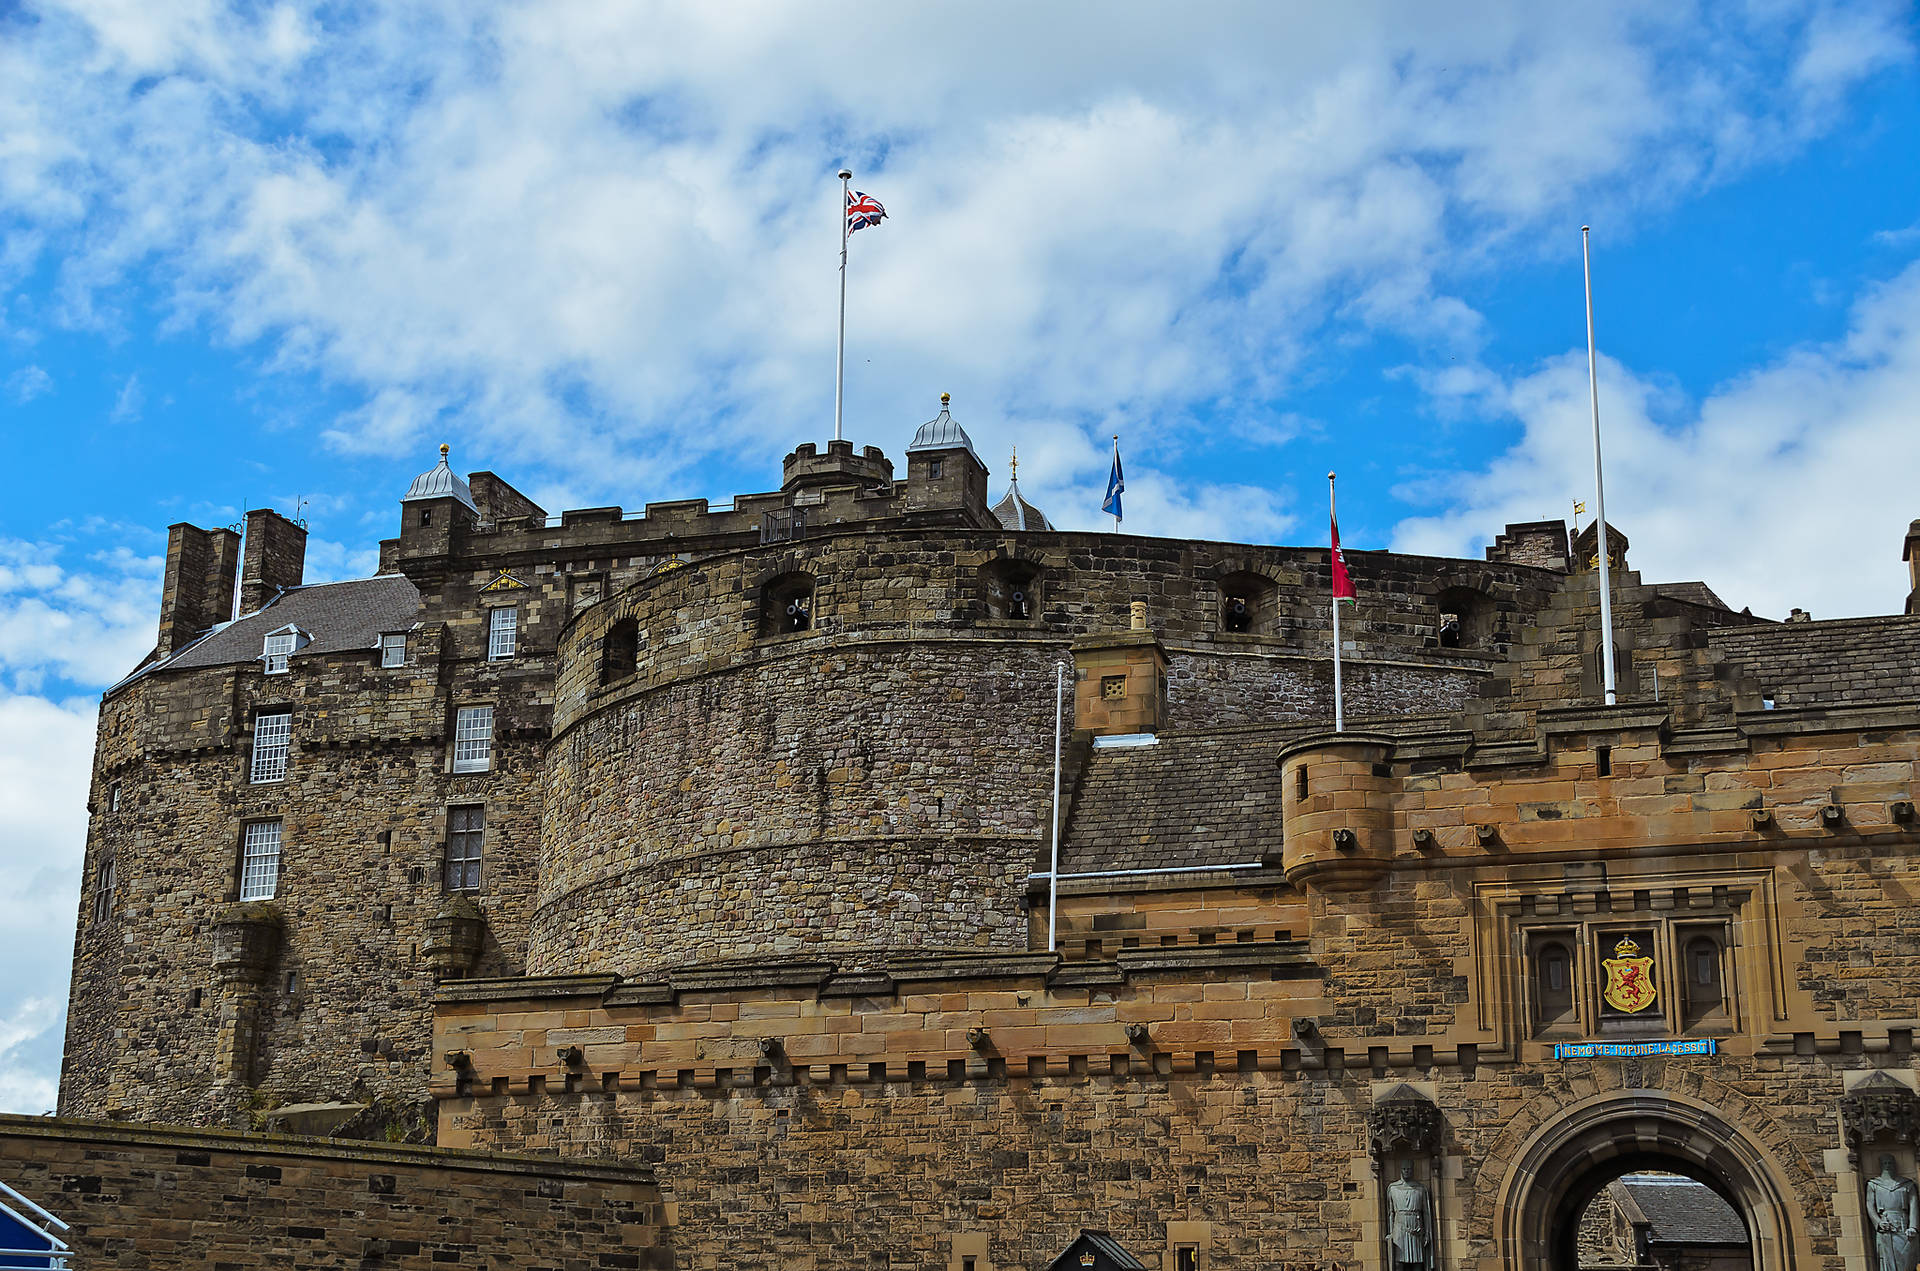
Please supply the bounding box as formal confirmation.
[1102,440,1124,522]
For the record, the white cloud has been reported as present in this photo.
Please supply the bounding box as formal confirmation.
[0,694,97,1115]
[0,1,1908,503]
[0,538,161,693]
[1391,259,1920,619]
[5,364,53,403]
[108,371,143,424]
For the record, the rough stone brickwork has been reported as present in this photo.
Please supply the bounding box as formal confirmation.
[47,431,1920,1271]
[239,506,308,616]
[0,1113,663,1268]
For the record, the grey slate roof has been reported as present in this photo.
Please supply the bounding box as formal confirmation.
[1653,580,1730,610]
[1618,1175,1747,1246]
[152,575,421,675]
[1061,729,1303,874]
[906,396,977,456]
[1709,614,1920,706]
[991,477,1053,531]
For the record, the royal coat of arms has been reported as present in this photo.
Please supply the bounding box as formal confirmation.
[1601,937,1658,1013]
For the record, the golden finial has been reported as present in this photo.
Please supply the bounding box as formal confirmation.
[439,443,450,460]
[940,392,950,407]
[1009,445,1017,479]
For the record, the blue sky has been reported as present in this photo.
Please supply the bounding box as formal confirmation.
[2,0,1918,1111]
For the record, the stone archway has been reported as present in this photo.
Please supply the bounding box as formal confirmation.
[1494,1091,1804,1271]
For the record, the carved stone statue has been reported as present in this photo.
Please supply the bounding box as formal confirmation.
[1387,1160,1433,1270]
[1869,1155,1920,1271]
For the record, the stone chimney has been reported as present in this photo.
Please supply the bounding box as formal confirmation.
[239,508,308,616]
[157,523,242,655]
[1905,519,1920,615]
[1071,603,1169,736]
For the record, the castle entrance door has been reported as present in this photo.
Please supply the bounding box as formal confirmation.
[1494,1092,1801,1271]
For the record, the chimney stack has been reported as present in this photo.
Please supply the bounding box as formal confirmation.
[239,508,308,616]
[1905,519,1920,615]
[157,523,241,656]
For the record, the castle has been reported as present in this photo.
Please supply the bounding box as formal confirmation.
[13,395,1920,1271]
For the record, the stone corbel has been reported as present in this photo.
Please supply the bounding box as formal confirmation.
[210,902,284,985]
[424,895,488,979]
[1840,1072,1920,1167]
[1368,1083,1444,1175]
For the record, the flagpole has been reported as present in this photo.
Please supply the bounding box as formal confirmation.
[1048,659,1064,954]
[835,168,852,444]
[1111,435,1121,533]
[1329,471,1345,733]
[1582,226,1618,708]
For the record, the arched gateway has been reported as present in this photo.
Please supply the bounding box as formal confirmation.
[1496,1092,1804,1271]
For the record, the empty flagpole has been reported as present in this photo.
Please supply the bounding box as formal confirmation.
[835,168,852,443]
[1330,471,1345,733]
[1581,226,1618,707]
[1048,659,1065,953]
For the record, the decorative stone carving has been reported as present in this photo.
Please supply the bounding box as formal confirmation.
[209,902,283,985]
[1842,1073,1920,1166]
[1387,1161,1434,1271]
[424,896,487,979]
[1867,1155,1920,1271]
[1368,1084,1443,1173]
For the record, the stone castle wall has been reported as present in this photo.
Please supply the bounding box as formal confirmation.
[0,1114,664,1269]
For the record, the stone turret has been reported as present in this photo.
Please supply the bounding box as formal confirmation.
[782,440,895,493]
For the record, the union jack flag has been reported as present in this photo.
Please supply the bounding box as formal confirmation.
[846,189,887,234]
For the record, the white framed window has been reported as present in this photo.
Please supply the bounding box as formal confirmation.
[239,820,282,901]
[487,606,518,660]
[446,805,483,891]
[108,784,121,813]
[250,710,291,784]
[262,629,296,674]
[92,857,116,922]
[380,633,407,668]
[453,706,493,773]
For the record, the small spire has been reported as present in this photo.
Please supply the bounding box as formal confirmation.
[1010,445,1018,480]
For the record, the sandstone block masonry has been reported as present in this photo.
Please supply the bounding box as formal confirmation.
[49,427,1920,1271]
[0,1113,664,1269]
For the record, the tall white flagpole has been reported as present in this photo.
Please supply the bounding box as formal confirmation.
[1048,660,1064,953]
[1581,226,1618,708]
[835,168,852,443]
[1330,471,1345,733]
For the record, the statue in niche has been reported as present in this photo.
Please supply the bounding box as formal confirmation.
[1387,1159,1434,1270]
[1869,1155,1920,1271]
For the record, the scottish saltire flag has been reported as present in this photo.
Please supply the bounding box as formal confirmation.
[846,189,887,234]
[1102,445,1124,520]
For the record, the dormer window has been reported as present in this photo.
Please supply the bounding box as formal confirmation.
[380,633,407,668]
[260,625,309,674]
